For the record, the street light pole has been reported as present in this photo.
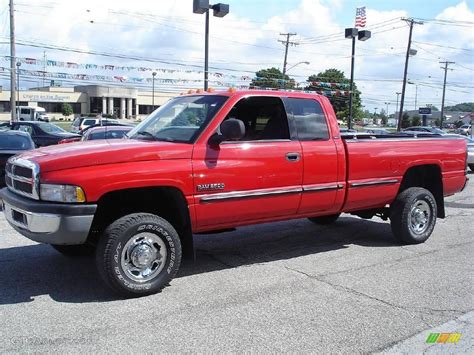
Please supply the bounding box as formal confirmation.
[348,35,356,129]
[193,0,229,91]
[152,71,156,111]
[284,61,309,89]
[16,61,21,103]
[345,28,371,130]
[408,81,418,110]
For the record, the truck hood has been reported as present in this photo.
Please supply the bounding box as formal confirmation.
[18,139,193,173]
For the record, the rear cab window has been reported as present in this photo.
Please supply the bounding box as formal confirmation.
[285,98,329,141]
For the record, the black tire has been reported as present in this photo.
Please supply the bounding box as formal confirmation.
[308,213,341,225]
[96,213,182,297]
[469,164,474,171]
[51,244,95,257]
[390,187,437,244]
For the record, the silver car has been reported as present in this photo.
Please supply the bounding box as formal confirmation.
[467,136,474,171]
[456,124,472,136]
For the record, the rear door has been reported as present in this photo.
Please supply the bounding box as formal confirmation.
[192,95,303,229]
[284,97,340,214]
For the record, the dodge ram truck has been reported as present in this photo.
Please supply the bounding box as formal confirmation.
[1,89,468,297]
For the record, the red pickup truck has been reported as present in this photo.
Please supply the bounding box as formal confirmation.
[1,90,468,297]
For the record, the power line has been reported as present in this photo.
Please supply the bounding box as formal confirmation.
[412,40,474,52]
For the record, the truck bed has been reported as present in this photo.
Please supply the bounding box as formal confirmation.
[340,134,467,212]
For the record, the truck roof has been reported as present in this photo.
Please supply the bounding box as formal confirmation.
[179,88,329,100]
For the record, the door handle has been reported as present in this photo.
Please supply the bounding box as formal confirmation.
[286,152,300,162]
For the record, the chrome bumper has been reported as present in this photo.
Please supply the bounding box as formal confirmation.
[1,188,96,245]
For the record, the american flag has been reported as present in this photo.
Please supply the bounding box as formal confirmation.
[355,6,366,28]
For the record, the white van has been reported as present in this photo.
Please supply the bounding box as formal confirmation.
[16,106,50,122]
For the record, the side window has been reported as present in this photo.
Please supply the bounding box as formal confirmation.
[17,125,33,135]
[224,96,290,141]
[286,98,329,140]
[106,130,127,139]
[20,108,30,115]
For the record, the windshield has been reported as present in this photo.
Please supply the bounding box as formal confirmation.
[128,95,228,143]
[38,122,66,133]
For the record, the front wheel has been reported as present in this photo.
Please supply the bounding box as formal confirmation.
[96,213,182,297]
[390,187,437,244]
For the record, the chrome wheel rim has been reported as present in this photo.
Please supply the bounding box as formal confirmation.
[121,232,167,282]
[409,200,431,235]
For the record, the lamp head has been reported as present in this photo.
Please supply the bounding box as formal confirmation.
[193,0,209,14]
[212,3,229,17]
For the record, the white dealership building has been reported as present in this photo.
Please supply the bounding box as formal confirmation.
[0,85,177,119]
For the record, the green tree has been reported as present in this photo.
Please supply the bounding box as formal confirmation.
[401,112,411,128]
[304,69,362,120]
[411,115,421,126]
[62,103,73,117]
[445,102,474,112]
[250,67,295,89]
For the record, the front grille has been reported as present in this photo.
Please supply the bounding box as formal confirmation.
[5,158,39,200]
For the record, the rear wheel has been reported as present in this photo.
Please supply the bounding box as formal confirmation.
[308,213,341,225]
[469,164,474,171]
[96,213,182,297]
[390,187,437,244]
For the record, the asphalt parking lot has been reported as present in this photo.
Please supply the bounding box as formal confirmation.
[0,177,473,353]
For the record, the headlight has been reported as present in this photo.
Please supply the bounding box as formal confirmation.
[40,184,86,203]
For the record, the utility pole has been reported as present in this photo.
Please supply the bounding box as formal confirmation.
[439,61,455,129]
[279,33,298,77]
[397,18,423,131]
[9,0,17,121]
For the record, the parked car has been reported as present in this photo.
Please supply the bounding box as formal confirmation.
[0,131,35,187]
[59,125,132,144]
[467,137,474,171]
[82,125,132,141]
[0,90,468,297]
[403,126,447,135]
[60,123,133,144]
[455,124,472,136]
[71,117,119,133]
[7,121,81,147]
[443,134,474,171]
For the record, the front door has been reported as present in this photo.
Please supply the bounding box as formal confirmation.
[192,96,303,229]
